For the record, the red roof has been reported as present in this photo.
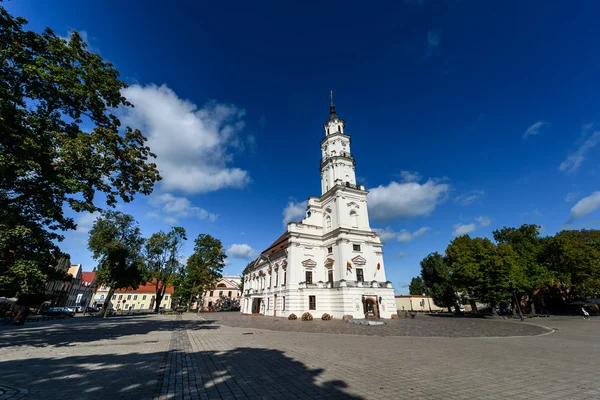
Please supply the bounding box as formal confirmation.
[81,272,96,286]
[115,279,174,294]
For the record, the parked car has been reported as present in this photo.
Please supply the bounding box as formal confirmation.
[75,306,84,313]
[85,306,99,313]
[42,307,75,317]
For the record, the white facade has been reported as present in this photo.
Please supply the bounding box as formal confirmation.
[65,265,95,309]
[241,99,395,319]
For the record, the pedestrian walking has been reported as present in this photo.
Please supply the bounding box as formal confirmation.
[582,306,590,320]
[17,307,29,326]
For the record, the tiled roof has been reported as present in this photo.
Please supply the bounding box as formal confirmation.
[112,279,174,294]
[243,232,290,274]
[81,272,96,285]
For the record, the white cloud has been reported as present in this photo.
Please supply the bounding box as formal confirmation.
[368,179,450,222]
[453,223,476,237]
[373,227,397,243]
[569,192,600,222]
[559,128,600,174]
[396,252,407,259]
[523,121,547,139]
[427,30,440,49]
[149,193,218,223]
[564,192,580,202]
[75,212,100,234]
[59,30,99,53]
[454,189,485,206]
[227,244,257,260]
[121,84,251,194]
[398,171,422,183]
[282,200,307,225]
[397,226,430,242]
[475,216,492,227]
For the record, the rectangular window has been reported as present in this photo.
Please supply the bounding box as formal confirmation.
[284,271,287,285]
[127,295,132,300]
[305,271,313,284]
[164,295,168,300]
[112,295,116,300]
[328,269,334,283]
[118,295,123,300]
[353,244,361,252]
[328,246,333,254]
[282,296,286,311]
[309,296,316,310]
[219,291,223,297]
[130,304,135,309]
[275,273,278,287]
[142,295,147,300]
[134,295,138,300]
[210,291,214,297]
[228,291,232,298]
[356,268,364,282]
[269,275,272,287]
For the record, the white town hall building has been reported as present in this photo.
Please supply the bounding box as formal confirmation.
[241,95,395,319]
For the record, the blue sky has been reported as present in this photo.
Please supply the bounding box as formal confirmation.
[7,1,600,293]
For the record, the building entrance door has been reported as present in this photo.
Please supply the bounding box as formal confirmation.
[364,297,379,318]
[273,295,277,316]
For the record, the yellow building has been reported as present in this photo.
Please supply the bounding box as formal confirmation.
[94,280,174,311]
[192,276,241,311]
[395,295,445,313]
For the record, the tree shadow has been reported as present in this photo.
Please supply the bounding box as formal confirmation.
[1,347,362,399]
[0,316,218,349]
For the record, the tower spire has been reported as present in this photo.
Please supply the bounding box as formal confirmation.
[329,90,338,120]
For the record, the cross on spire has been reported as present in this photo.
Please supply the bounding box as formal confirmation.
[328,90,338,120]
[330,90,334,106]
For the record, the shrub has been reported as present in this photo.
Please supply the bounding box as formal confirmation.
[288,313,297,320]
[301,312,313,321]
[321,313,331,320]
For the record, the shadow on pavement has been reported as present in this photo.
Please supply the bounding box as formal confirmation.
[1,346,362,400]
[0,316,218,349]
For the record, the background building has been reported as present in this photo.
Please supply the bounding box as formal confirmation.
[195,276,241,311]
[94,281,173,311]
[65,265,95,309]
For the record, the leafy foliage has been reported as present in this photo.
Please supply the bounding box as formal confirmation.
[408,276,426,295]
[144,227,187,312]
[0,6,161,296]
[420,252,455,311]
[181,234,226,311]
[87,211,145,317]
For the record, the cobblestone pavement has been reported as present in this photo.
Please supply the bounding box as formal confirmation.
[201,311,550,337]
[1,313,599,399]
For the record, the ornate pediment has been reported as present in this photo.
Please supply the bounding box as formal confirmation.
[347,201,359,208]
[325,258,334,268]
[351,255,366,265]
[302,259,317,268]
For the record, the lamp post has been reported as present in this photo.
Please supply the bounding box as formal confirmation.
[509,281,524,321]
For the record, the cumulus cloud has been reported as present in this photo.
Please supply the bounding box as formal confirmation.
[396,252,407,259]
[454,189,485,206]
[59,30,99,53]
[523,121,548,139]
[559,126,600,174]
[398,171,422,183]
[227,244,257,260]
[373,227,397,243]
[149,193,218,223]
[120,84,251,194]
[75,212,100,234]
[564,192,580,202]
[368,179,450,222]
[475,216,492,227]
[397,226,430,242]
[282,200,307,225]
[453,223,476,237]
[569,192,600,222]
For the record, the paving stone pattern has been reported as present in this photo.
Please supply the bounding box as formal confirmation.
[1,313,599,399]
[0,384,28,400]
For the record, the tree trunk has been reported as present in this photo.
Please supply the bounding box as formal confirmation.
[186,291,195,312]
[529,300,537,316]
[102,287,116,319]
[469,299,478,313]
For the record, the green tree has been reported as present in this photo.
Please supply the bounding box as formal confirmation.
[408,276,426,295]
[420,252,455,312]
[544,230,600,299]
[88,211,145,318]
[0,6,160,296]
[493,224,550,314]
[182,234,226,311]
[446,236,517,311]
[144,227,187,312]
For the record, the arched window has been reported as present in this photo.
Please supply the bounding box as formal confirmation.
[217,283,226,288]
[325,215,332,231]
[350,210,358,228]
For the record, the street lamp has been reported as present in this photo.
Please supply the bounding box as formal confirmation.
[509,281,524,321]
